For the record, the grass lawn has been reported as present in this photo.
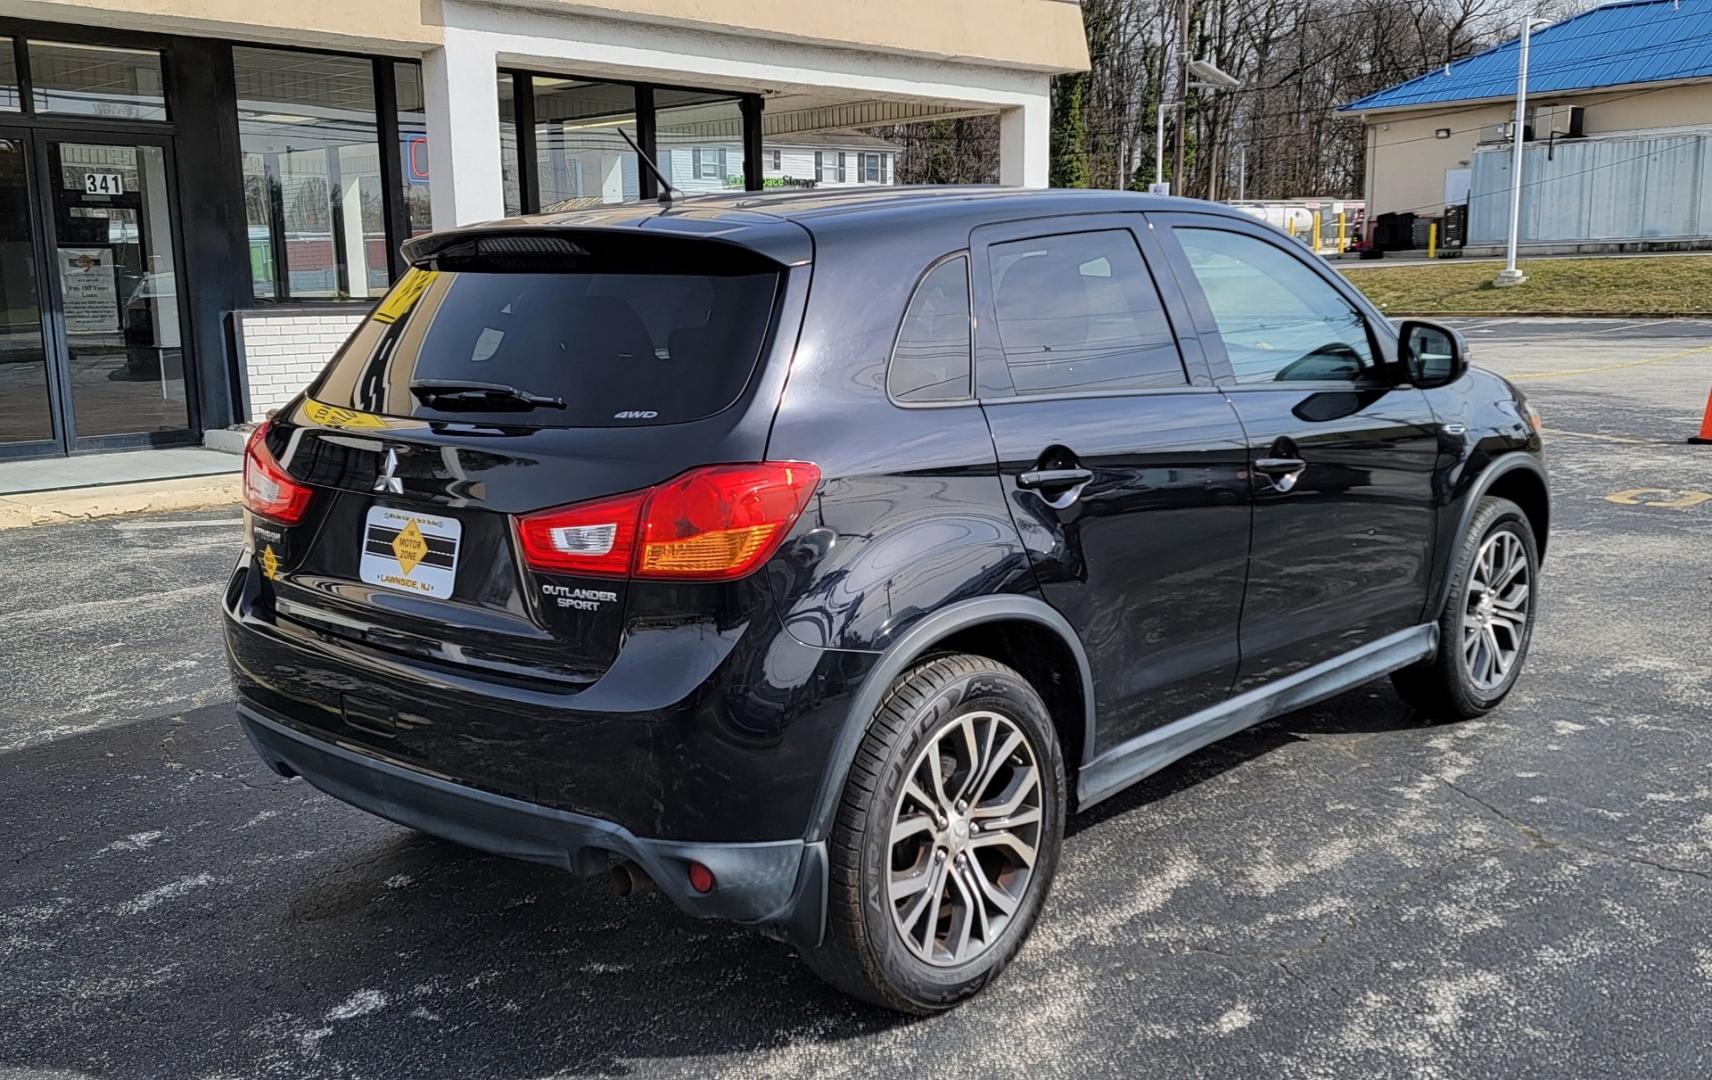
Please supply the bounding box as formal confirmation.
[1340,255,1712,315]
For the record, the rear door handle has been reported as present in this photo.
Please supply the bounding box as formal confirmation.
[1253,457,1308,492]
[1018,467,1094,489]
[1018,466,1094,510]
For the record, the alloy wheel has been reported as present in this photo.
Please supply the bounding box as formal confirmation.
[887,710,1042,967]
[1462,529,1530,692]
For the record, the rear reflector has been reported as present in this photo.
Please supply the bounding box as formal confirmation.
[516,462,819,582]
[687,861,716,894]
[242,421,313,525]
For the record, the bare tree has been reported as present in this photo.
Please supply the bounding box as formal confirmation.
[872,0,1603,200]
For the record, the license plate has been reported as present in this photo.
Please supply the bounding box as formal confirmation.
[359,506,461,599]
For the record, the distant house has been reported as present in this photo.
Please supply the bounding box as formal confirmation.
[648,130,899,195]
[761,132,902,190]
[1341,0,1712,252]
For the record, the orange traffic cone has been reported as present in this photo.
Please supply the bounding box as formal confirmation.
[1693,388,1712,445]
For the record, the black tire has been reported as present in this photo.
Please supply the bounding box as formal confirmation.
[1392,496,1539,719]
[800,654,1066,1013]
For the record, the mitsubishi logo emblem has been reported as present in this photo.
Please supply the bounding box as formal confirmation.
[373,447,404,494]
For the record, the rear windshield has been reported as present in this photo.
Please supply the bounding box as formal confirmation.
[310,244,782,428]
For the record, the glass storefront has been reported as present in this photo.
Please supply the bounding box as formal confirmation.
[534,77,638,210]
[655,89,745,196]
[236,47,387,301]
[0,26,767,460]
[28,41,167,120]
[0,32,203,456]
[48,138,188,438]
[497,69,762,215]
[0,136,51,446]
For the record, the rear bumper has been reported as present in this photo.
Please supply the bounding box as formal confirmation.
[240,704,827,947]
[222,546,878,844]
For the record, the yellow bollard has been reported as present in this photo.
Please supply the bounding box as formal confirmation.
[1337,211,1347,252]
[1312,211,1322,254]
[1428,222,1438,260]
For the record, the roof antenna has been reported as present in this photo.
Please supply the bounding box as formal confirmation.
[617,127,677,208]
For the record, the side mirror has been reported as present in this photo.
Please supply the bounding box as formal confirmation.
[1398,319,1468,389]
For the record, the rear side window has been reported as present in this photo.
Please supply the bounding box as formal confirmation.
[888,256,972,403]
[311,244,781,428]
[988,230,1186,395]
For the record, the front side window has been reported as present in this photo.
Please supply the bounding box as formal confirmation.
[988,230,1186,395]
[1174,228,1374,383]
[236,47,385,300]
[888,256,971,403]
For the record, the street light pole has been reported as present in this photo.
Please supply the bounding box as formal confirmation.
[1172,0,1190,191]
[1496,13,1545,287]
[1156,96,1167,188]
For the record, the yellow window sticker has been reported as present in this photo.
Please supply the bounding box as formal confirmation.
[302,399,389,430]
[371,267,438,325]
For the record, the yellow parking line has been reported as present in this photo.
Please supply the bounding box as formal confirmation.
[1508,341,1712,380]
[1538,428,1646,444]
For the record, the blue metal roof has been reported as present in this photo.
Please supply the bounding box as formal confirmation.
[1341,0,1712,112]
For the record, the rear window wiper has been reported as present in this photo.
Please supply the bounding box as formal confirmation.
[409,379,566,411]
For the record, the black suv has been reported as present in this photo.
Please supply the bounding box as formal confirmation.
[224,188,1547,1013]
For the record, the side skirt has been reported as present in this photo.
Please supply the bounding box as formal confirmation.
[1077,624,1439,810]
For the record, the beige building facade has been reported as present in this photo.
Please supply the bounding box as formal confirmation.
[0,0,1087,463]
[1353,80,1712,222]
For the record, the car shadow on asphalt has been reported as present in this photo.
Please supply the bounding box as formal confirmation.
[2,683,1439,1078]
[1068,681,1434,836]
[1,703,913,1078]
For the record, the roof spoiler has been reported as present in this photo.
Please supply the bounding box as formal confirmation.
[399,226,799,273]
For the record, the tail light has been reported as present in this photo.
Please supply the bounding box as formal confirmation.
[243,421,313,524]
[516,462,820,581]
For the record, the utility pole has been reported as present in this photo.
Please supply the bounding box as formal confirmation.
[1171,0,1190,192]
[1238,143,1247,201]
[1496,13,1546,287]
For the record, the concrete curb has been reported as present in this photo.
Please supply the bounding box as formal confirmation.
[0,474,243,529]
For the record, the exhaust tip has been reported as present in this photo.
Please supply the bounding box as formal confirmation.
[608,860,656,898]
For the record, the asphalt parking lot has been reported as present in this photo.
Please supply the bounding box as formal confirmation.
[4,317,1711,1079]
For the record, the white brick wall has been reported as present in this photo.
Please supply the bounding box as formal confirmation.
[235,310,370,419]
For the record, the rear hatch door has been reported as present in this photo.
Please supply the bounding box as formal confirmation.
[259,227,802,686]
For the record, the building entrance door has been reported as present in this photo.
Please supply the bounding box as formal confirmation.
[0,130,196,459]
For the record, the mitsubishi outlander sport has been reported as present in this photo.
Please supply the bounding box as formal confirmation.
[224,187,1547,1013]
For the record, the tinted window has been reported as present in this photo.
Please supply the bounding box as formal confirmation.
[889,257,971,403]
[989,230,1186,395]
[312,256,780,428]
[1175,228,1373,384]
